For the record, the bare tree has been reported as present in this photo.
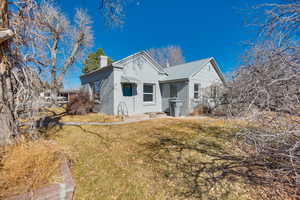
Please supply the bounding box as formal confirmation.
[0,0,131,144]
[0,0,46,144]
[100,0,125,27]
[147,45,185,68]
[27,2,93,97]
[99,0,139,27]
[260,0,300,38]
[0,0,16,144]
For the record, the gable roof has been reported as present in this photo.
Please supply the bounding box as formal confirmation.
[161,57,225,84]
[80,51,225,84]
[161,58,211,81]
[113,51,167,74]
[81,51,166,78]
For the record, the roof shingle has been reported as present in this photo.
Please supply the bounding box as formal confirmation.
[162,58,212,81]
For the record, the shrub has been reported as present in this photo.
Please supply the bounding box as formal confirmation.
[237,113,300,199]
[66,91,94,115]
[211,105,228,116]
[190,105,211,116]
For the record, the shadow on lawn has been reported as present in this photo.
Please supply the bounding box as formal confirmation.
[40,115,112,147]
[35,113,65,134]
[142,123,272,200]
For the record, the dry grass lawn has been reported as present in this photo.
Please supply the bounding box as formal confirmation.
[60,113,123,123]
[19,107,124,124]
[45,107,124,123]
[0,139,63,198]
[48,117,264,200]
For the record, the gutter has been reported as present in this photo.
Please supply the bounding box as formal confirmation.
[159,78,189,83]
[80,63,123,78]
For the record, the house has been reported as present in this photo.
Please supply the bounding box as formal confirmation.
[80,51,225,116]
[40,89,80,104]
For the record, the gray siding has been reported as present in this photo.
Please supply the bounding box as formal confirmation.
[160,81,189,116]
[113,54,166,115]
[80,67,115,115]
[80,54,224,116]
[188,61,223,113]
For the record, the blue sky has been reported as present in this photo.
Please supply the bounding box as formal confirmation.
[59,0,267,89]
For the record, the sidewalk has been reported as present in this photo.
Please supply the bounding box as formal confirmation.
[60,114,171,126]
[59,115,213,126]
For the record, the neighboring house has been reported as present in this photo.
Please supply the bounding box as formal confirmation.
[80,51,225,116]
[40,89,79,104]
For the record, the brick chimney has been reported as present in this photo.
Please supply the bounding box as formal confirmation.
[100,55,108,67]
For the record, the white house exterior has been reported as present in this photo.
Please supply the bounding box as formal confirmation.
[80,51,225,116]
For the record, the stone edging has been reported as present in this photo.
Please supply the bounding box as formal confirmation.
[6,158,75,200]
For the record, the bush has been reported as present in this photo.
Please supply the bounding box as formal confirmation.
[237,113,300,199]
[190,105,211,116]
[211,105,228,116]
[66,92,94,115]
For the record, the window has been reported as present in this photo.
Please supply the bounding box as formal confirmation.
[143,84,154,102]
[210,86,218,98]
[194,84,200,99]
[122,83,133,96]
[170,84,177,98]
[92,81,102,101]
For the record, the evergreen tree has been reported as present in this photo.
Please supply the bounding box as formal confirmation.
[83,48,113,73]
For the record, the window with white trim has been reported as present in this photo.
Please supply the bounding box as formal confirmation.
[143,84,155,102]
[122,83,134,96]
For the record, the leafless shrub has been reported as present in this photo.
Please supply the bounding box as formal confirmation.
[227,1,300,198]
[236,112,300,198]
[227,38,300,116]
[190,105,211,116]
[230,43,300,197]
[66,91,94,115]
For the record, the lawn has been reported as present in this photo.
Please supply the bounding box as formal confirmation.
[59,113,123,123]
[0,139,63,198]
[36,107,124,123]
[48,117,265,200]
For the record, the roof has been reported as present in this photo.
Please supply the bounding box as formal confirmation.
[161,58,212,82]
[80,52,225,84]
[114,51,167,74]
[80,51,166,78]
[80,64,114,78]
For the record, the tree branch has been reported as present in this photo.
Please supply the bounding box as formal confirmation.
[0,29,14,44]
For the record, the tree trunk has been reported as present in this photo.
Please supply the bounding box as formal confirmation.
[50,37,59,105]
[0,0,17,145]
